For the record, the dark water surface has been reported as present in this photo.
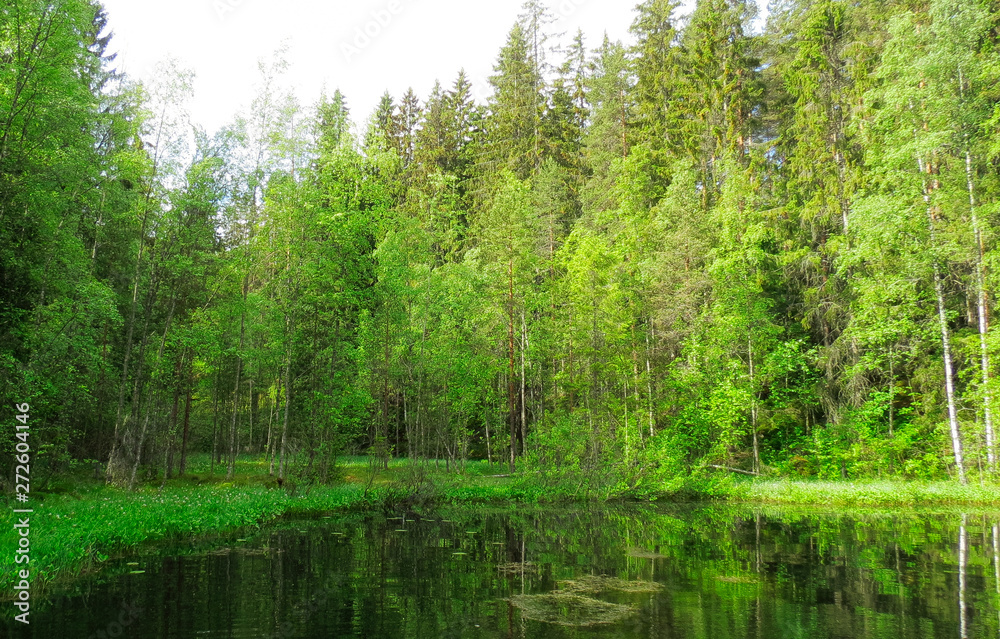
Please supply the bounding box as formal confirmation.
[10,505,1000,638]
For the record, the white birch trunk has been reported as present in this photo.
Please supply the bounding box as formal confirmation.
[933,263,966,484]
[919,149,967,484]
[965,150,996,472]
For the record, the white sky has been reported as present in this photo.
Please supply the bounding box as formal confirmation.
[99,0,708,134]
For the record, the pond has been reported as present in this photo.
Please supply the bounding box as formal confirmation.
[9,504,1000,638]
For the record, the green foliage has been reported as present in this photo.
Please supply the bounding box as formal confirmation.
[726,478,1000,507]
[4,0,1000,500]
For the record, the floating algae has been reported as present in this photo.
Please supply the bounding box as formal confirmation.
[626,547,669,559]
[496,561,538,575]
[715,575,759,584]
[557,574,663,594]
[203,546,269,556]
[509,593,634,627]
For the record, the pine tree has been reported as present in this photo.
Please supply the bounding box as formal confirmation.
[677,0,763,205]
[582,36,634,215]
[366,91,397,154]
[480,23,545,183]
[630,0,682,155]
[394,88,422,171]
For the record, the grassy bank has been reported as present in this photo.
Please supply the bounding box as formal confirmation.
[717,478,1000,508]
[0,455,546,594]
[0,482,390,595]
[3,454,999,595]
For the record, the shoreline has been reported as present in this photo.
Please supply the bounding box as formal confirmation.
[3,468,999,599]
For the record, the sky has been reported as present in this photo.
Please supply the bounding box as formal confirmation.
[98,0,702,134]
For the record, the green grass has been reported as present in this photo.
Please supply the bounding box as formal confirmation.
[715,478,1000,507]
[0,480,436,595]
[1,484,284,594]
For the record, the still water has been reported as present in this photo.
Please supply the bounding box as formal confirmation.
[13,505,1000,638]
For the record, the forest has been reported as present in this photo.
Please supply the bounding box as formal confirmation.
[2,0,1000,496]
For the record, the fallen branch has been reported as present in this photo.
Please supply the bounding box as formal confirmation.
[707,465,758,476]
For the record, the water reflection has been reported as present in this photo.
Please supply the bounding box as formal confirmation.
[9,506,1000,638]
[994,522,1000,639]
[960,514,968,639]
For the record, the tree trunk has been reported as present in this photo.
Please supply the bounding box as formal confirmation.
[210,371,220,477]
[889,351,895,439]
[920,149,966,484]
[128,402,153,491]
[107,97,176,485]
[179,364,193,476]
[383,307,391,458]
[749,336,760,475]
[485,402,492,465]
[248,379,255,454]
[279,315,293,482]
[266,376,277,475]
[227,277,248,480]
[166,355,183,480]
[934,264,966,484]
[108,284,157,485]
[508,258,516,473]
[227,363,242,480]
[965,150,996,473]
[107,195,154,482]
[623,378,630,459]
[520,309,527,458]
[645,325,654,438]
[128,292,177,489]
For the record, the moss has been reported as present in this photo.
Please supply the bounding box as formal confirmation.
[557,574,663,594]
[715,575,760,584]
[509,593,635,626]
[496,561,539,574]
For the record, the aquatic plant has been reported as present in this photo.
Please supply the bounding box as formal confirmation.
[556,574,663,594]
[508,593,635,627]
